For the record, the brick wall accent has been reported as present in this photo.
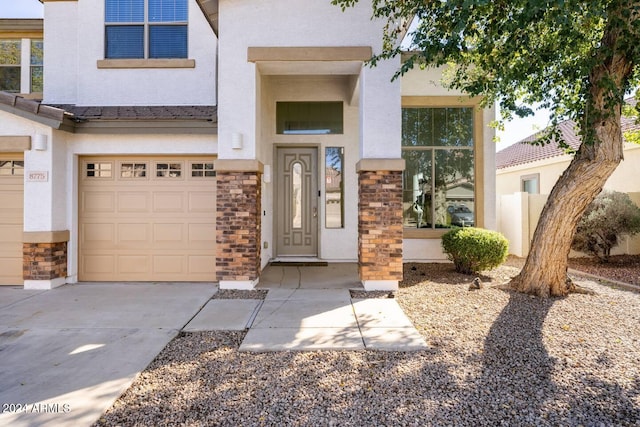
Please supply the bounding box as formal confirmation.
[358,170,403,281]
[23,242,67,280]
[216,171,262,282]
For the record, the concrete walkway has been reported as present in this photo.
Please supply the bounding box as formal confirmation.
[185,263,428,351]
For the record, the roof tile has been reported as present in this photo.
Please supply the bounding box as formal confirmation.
[496,102,640,169]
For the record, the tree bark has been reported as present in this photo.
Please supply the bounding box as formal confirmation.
[510,3,635,297]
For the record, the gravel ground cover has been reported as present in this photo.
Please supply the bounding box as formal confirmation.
[95,262,640,426]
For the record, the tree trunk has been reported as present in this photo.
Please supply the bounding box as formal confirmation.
[510,127,623,297]
[511,4,635,297]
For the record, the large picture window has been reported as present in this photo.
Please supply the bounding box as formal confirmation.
[105,0,188,59]
[402,107,475,229]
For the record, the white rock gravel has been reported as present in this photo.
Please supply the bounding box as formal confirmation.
[94,264,640,426]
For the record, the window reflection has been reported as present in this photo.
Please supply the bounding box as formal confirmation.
[325,147,344,228]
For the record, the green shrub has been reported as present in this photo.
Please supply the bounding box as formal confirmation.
[441,227,509,274]
[572,190,640,262]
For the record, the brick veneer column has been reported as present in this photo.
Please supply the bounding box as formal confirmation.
[23,230,70,289]
[357,159,405,290]
[215,160,263,289]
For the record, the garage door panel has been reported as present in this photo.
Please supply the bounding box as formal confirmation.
[153,256,185,274]
[118,255,150,274]
[188,191,216,213]
[153,223,184,244]
[189,255,216,274]
[83,255,115,275]
[188,223,216,244]
[0,224,23,242]
[0,193,22,216]
[153,192,185,213]
[118,192,151,213]
[0,258,22,284]
[83,191,116,214]
[79,156,216,281]
[82,223,116,248]
[118,223,150,248]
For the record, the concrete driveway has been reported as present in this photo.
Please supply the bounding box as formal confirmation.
[0,282,216,427]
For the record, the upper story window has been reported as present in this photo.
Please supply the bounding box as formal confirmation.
[0,40,21,93]
[0,39,43,95]
[105,0,188,59]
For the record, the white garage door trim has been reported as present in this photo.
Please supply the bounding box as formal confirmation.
[79,156,216,282]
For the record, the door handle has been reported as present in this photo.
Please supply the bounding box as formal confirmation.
[312,207,318,218]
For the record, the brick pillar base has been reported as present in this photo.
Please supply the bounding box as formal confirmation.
[215,161,262,289]
[357,160,404,291]
[23,241,68,288]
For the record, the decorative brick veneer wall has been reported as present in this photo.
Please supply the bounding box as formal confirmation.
[216,171,262,282]
[23,242,67,280]
[358,169,404,282]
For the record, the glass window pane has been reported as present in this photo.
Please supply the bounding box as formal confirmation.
[149,25,187,58]
[0,67,21,93]
[149,0,188,22]
[276,102,343,135]
[30,66,43,93]
[403,150,432,228]
[106,0,144,22]
[156,162,182,177]
[30,40,43,65]
[0,40,21,65]
[325,147,344,228]
[292,162,302,229]
[105,25,144,58]
[121,163,147,178]
[435,149,475,228]
[402,107,473,147]
[86,162,113,178]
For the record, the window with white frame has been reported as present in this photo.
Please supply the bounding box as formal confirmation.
[402,107,476,229]
[0,40,21,93]
[105,0,188,59]
[0,38,44,94]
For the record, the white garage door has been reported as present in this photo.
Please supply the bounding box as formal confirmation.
[79,156,216,281]
[0,155,24,285]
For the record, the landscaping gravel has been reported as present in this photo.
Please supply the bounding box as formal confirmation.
[95,262,640,426]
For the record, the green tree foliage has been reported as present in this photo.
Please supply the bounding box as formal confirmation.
[335,0,640,296]
[572,190,640,262]
[442,227,508,274]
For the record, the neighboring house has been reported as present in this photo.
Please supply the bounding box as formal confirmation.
[0,0,496,291]
[496,112,640,256]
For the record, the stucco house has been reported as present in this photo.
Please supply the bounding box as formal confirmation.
[0,0,496,291]
[496,112,640,257]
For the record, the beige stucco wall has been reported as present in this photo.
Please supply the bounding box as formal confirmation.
[497,143,640,256]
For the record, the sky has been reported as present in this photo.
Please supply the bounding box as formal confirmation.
[1,0,550,150]
[0,0,43,18]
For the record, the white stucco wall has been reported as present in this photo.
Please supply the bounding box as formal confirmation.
[43,0,217,106]
[218,0,397,160]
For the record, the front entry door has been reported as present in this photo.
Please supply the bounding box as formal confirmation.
[276,147,318,256]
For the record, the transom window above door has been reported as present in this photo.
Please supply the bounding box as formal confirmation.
[105,0,188,59]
